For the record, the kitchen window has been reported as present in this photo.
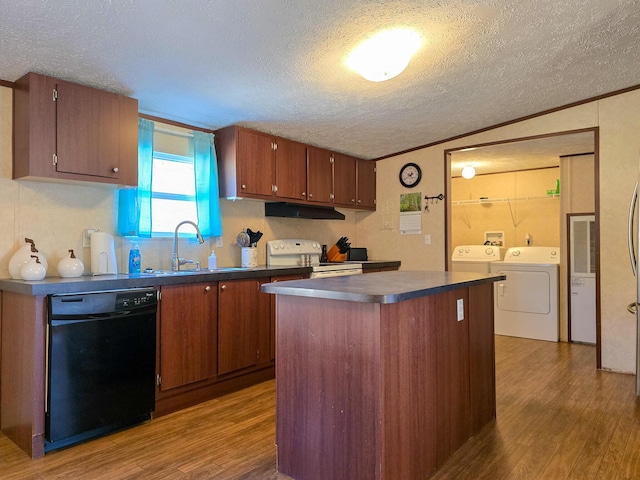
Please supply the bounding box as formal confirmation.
[118,118,223,238]
[150,135,197,235]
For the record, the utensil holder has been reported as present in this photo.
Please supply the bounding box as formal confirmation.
[241,247,258,267]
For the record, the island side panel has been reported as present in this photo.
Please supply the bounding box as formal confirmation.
[0,292,46,458]
[468,282,497,434]
[275,295,382,480]
[378,294,439,479]
[379,287,470,478]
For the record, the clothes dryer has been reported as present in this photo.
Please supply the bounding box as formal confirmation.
[490,247,560,342]
[451,245,503,273]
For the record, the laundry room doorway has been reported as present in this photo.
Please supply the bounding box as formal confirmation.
[445,129,601,366]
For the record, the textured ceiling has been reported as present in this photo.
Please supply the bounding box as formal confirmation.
[0,0,638,160]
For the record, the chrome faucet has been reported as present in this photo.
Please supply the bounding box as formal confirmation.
[172,220,205,270]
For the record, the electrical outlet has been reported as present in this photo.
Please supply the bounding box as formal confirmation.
[216,236,224,248]
[457,298,464,321]
[424,234,431,245]
[83,229,97,248]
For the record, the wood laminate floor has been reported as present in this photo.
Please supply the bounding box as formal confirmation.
[1,336,640,479]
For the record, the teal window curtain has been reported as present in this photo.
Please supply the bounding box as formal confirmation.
[117,118,154,237]
[193,131,223,237]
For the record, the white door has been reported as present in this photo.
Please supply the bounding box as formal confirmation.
[569,215,596,344]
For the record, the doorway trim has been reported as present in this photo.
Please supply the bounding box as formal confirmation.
[444,127,601,368]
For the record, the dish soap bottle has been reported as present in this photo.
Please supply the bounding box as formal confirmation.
[128,241,141,274]
[208,249,217,270]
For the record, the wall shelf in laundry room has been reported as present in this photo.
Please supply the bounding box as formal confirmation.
[450,194,560,206]
[452,194,560,227]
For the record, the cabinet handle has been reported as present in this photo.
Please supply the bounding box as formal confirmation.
[241,184,246,189]
[205,285,211,292]
[221,284,226,291]
[351,198,355,203]
[302,192,306,197]
[357,199,362,203]
[112,167,119,173]
[308,193,313,198]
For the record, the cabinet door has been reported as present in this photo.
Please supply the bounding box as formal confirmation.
[218,278,264,375]
[357,158,376,210]
[307,146,333,204]
[159,283,217,391]
[237,129,275,198]
[333,152,357,207]
[275,138,308,201]
[55,81,123,180]
[13,72,138,186]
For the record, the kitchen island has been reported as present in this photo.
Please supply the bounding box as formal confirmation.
[262,270,505,480]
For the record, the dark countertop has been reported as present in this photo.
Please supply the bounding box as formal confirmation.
[261,270,505,304]
[0,266,310,296]
[0,261,401,296]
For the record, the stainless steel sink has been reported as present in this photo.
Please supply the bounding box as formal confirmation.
[138,269,203,276]
[132,267,254,277]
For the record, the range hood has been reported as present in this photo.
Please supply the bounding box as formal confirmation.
[265,202,345,220]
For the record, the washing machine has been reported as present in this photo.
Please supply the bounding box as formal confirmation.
[490,246,560,342]
[451,245,503,273]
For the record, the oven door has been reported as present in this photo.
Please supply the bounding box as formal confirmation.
[310,268,363,279]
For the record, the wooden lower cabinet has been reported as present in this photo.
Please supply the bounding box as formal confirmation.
[158,282,217,392]
[155,277,276,417]
[217,277,272,375]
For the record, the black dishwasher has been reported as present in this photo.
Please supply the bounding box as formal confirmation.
[46,288,157,452]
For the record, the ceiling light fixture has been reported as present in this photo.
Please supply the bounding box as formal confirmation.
[461,165,476,179]
[346,28,422,82]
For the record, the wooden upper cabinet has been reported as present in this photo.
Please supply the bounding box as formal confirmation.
[306,146,334,205]
[333,152,357,207]
[13,72,138,186]
[236,128,276,197]
[216,126,307,201]
[274,138,307,201]
[357,158,377,210]
[215,125,376,211]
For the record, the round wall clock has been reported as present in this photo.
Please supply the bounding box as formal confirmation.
[399,162,422,188]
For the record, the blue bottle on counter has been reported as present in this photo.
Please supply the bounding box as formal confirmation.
[128,241,141,274]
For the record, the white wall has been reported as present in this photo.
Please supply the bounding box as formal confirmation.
[357,92,640,374]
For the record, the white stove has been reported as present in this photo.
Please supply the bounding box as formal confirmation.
[266,239,362,278]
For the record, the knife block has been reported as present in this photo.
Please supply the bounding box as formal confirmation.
[326,244,346,263]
